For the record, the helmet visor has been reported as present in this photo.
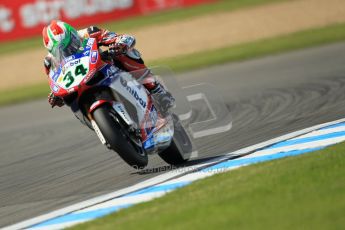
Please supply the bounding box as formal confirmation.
[52,32,82,65]
[62,31,82,57]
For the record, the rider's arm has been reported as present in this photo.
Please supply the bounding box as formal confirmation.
[86,26,136,52]
[43,54,64,107]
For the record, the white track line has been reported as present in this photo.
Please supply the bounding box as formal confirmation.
[290,125,345,140]
[27,221,85,230]
[75,191,166,214]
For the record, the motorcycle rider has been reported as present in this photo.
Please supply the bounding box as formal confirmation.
[42,20,174,112]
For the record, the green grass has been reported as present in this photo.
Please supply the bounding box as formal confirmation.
[0,0,286,55]
[70,142,345,230]
[0,83,49,106]
[2,23,345,107]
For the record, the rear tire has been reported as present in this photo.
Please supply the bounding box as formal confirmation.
[158,114,192,165]
[92,104,148,168]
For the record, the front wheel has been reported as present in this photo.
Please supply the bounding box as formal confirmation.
[92,104,148,168]
[158,114,193,165]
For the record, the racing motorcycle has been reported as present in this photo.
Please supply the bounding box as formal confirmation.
[48,38,192,168]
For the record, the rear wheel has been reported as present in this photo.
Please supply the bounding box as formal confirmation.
[158,114,192,165]
[92,104,148,168]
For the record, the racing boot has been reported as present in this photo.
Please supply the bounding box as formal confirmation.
[148,82,175,117]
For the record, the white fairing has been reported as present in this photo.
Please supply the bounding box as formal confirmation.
[109,72,149,125]
[56,56,90,90]
[109,71,174,152]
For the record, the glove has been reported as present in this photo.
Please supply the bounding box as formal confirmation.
[109,35,136,55]
[48,92,64,108]
[109,42,128,55]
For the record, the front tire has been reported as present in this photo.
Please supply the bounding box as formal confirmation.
[158,114,192,165]
[92,104,148,168]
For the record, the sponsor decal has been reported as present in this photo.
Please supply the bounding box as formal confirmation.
[61,59,81,75]
[96,65,116,86]
[52,84,59,92]
[0,6,14,32]
[62,59,81,73]
[0,0,210,42]
[68,59,81,67]
[91,120,106,145]
[90,50,98,64]
[51,72,60,82]
[120,76,146,108]
[86,38,95,48]
[104,65,119,78]
[83,50,90,56]
[64,55,75,62]
[19,0,134,29]
[113,103,133,125]
[106,69,113,78]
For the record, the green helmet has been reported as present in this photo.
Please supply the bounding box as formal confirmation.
[42,20,81,56]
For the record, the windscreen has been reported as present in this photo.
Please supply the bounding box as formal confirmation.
[51,34,83,68]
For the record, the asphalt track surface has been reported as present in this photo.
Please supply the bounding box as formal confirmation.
[1,42,345,227]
